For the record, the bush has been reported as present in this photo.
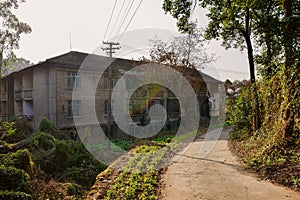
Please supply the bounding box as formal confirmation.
[32,132,55,151]
[1,149,34,175]
[0,165,30,193]
[39,118,67,140]
[58,166,102,189]
[15,119,33,135]
[1,121,28,143]
[0,140,11,153]
[39,140,73,174]
[0,190,32,200]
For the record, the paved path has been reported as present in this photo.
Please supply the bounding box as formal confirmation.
[161,128,300,200]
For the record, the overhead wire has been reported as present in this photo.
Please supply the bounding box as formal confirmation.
[117,0,144,43]
[108,0,127,41]
[102,0,118,42]
[113,0,136,42]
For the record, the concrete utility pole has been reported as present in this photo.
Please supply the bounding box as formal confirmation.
[101,41,120,140]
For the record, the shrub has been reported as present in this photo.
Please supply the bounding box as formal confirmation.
[1,149,34,175]
[39,118,67,140]
[58,166,102,189]
[40,140,73,174]
[0,140,11,153]
[0,165,30,193]
[1,121,28,143]
[32,132,55,151]
[0,190,32,200]
[15,119,33,135]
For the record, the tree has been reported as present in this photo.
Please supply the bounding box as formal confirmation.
[139,23,214,94]
[146,22,214,70]
[162,0,299,133]
[0,0,31,77]
[162,0,274,130]
[2,55,32,76]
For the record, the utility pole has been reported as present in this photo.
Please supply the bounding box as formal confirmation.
[101,41,120,142]
[101,41,120,57]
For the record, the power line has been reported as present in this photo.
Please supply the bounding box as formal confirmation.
[122,44,149,54]
[114,0,136,42]
[204,66,249,75]
[108,0,127,40]
[103,0,118,42]
[117,0,144,43]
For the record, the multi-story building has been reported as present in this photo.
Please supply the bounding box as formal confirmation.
[0,51,223,139]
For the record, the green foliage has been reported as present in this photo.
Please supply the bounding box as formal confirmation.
[32,132,55,151]
[0,140,11,153]
[1,149,34,175]
[0,165,30,193]
[1,121,27,143]
[104,143,164,200]
[0,118,33,143]
[29,132,106,189]
[232,87,253,130]
[229,68,300,190]
[0,190,32,200]
[38,118,67,140]
[113,140,135,151]
[64,182,84,197]
[14,118,33,135]
[58,166,104,190]
[0,0,31,75]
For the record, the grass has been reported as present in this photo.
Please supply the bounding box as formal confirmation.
[88,130,199,199]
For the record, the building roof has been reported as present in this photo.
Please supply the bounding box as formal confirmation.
[2,51,222,84]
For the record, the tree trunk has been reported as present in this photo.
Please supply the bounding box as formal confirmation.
[282,0,295,139]
[0,51,2,121]
[243,9,260,131]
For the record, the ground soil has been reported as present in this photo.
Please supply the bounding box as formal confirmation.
[160,127,300,200]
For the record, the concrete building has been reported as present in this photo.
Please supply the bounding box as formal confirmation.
[0,51,224,138]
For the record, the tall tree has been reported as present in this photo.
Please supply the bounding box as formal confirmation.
[139,23,214,94]
[2,55,32,76]
[146,22,214,70]
[0,0,31,76]
[162,0,299,132]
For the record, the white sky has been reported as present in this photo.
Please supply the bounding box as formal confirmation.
[13,0,249,81]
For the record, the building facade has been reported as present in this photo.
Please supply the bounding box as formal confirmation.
[0,51,224,139]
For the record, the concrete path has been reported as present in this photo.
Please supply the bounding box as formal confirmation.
[160,128,300,200]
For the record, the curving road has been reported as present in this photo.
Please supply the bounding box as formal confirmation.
[160,128,300,200]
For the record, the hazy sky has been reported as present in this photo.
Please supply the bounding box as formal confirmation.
[13,0,249,81]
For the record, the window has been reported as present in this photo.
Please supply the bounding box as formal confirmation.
[104,100,109,115]
[68,100,81,117]
[148,100,163,114]
[111,79,116,88]
[104,76,108,89]
[111,100,115,114]
[209,98,216,110]
[67,72,81,88]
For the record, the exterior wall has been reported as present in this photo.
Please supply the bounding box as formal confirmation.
[0,78,8,120]
[56,68,76,128]
[33,66,49,129]
[0,52,223,135]
[48,67,57,125]
[7,77,14,118]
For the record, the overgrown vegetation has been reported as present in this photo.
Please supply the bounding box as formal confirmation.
[0,117,106,199]
[162,0,299,192]
[87,130,198,199]
[227,69,300,191]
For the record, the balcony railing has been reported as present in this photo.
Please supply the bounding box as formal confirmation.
[23,89,33,99]
[0,92,8,101]
[14,91,22,100]
[14,89,33,100]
